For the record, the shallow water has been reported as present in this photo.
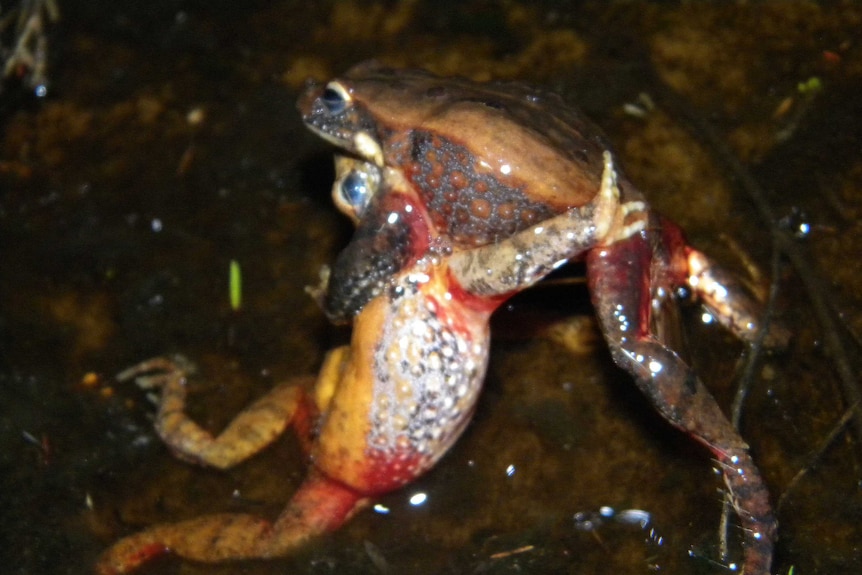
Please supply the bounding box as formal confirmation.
[1,2,861,574]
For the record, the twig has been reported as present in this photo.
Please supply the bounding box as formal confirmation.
[776,402,858,513]
[719,242,784,561]
[731,242,785,428]
[1,0,60,93]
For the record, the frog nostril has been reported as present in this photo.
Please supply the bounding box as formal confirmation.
[462,96,506,111]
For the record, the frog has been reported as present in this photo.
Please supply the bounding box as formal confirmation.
[97,61,782,575]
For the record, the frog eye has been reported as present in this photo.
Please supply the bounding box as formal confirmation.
[321,81,350,114]
[341,170,370,207]
[334,168,376,221]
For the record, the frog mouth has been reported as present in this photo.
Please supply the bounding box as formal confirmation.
[350,131,384,167]
[303,123,385,169]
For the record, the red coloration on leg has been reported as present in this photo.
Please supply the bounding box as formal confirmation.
[654,214,692,284]
[290,392,319,456]
[445,267,508,314]
[96,470,366,574]
[96,543,167,575]
[267,469,369,547]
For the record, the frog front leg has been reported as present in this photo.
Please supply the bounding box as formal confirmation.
[96,350,368,575]
[586,217,776,575]
[449,151,635,296]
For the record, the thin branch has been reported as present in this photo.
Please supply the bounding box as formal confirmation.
[776,402,858,513]
[719,242,784,561]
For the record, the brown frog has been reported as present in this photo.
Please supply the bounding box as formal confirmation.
[97,62,781,575]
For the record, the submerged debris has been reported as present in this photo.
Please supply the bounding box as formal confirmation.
[0,0,60,97]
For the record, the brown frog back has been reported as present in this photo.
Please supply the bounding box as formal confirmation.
[343,62,611,246]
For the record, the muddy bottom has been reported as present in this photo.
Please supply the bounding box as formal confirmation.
[1,2,861,574]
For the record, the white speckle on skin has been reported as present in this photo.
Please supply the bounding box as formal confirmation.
[368,268,489,474]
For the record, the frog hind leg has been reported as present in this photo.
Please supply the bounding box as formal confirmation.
[96,470,368,575]
[585,220,776,575]
[97,354,366,574]
[115,356,318,468]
